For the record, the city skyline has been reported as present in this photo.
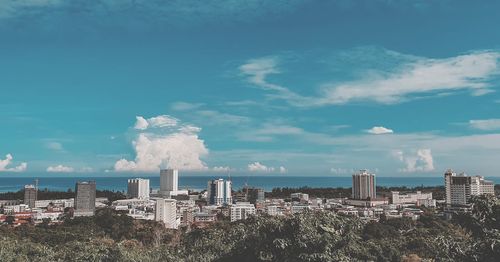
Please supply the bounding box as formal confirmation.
[2,1,500,176]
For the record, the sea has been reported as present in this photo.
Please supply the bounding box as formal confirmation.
[1,175,499,193]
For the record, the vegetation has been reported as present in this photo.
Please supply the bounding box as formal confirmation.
[0,189,126,203]
[0,196,499,261]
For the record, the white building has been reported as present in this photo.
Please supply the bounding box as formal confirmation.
[391,191,433,206]
[207,179,232,206]
[35,199,74,209]
[290,193,309,202]
[155,198,177,229]
[128,178,150,199]
[160,169,188,197]
[230,202,256,222]
[445,170,495,206]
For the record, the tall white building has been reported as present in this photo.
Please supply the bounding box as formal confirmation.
[160,169,188,197]
[155,198,177,229]
[127,178,150,199]
[445,170,495,206]
[207,179,232,206]
[230,202,256,222]
[352,170,376,200]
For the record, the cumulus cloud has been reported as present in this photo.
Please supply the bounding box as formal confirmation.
[46,165,74,173]
[366,126,394,135]
[240,50,500,107]
[115,115,208,172]
[247,162,286,173]
[469,119,500,130]
[394,149,434,173]
[0,154,27,172]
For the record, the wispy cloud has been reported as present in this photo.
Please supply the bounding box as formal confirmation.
[46,164,74,173]
[469,119,500,131]
[239,49,500,107]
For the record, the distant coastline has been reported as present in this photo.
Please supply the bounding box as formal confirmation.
[1,175,498,193]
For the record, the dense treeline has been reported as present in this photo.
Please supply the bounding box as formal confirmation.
[0,190,126,202]
[267,186,448,199]
[1,195,499,261]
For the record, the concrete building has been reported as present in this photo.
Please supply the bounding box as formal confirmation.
[207,179,232,206]
[160,169,188,197]
[352,170,376,200]
[128,178,150,199]
[24,185,37,208]
[290,192,309,202]
[155,198,177,229]
[230,202,256,222]
[391,191,433,206]
[74,181,96,216]
[445,170,495,206]
[257,189,265,203]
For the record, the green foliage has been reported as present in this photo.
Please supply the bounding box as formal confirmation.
[1,202,499,261]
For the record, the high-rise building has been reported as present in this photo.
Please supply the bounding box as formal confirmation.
[24,185,37,208]
[127,178,150,199]
[207,179,232,206]
[445,170,495,206]
[352,170,376,200]
[155,198,177,229]
[74,181,96,216]
[257,189,265,203]
[160,169,188,197]
[230,202,256,222]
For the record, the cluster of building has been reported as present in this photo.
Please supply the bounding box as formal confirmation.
[0,168,496,227]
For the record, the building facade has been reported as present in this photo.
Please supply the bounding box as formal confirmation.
[159,169,188,197]
[24,185,37,208]
[207,179,232,206]
[127,178,150,199]
[230,202,256,222]
[74,181,96,216]
[352,170,376,200]
[155,198,177,229]
[391,191,433,206]
[445,170,495,206]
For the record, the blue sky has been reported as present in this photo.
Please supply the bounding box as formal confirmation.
[1,0,500,176]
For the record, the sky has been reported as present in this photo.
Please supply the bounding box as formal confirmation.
[1,0,500,177]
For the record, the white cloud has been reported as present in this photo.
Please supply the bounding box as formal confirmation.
[366,126,394,135]
[469,119,500,131]
[248,162,274,172]
[134,115,178,130]
[240,50,500,107]
[330,167,354,174]
[171,102,204,111]
[46,165,74,173]
[0,154,27,172]
[134,116,149,130]
[45,141,64,151]
[0,0,62,18]
[394,149,434,173]
[247,162,287,173]
[212,166,231,172]
[115,115,208,172]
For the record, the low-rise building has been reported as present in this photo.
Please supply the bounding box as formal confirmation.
[230,202,256,222]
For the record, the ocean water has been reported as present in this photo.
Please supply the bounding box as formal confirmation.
[1,175,498,193]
